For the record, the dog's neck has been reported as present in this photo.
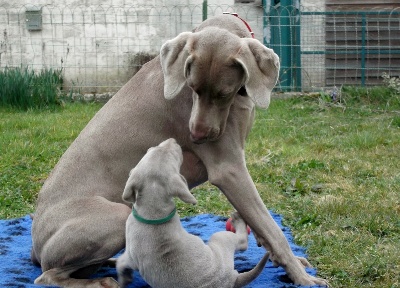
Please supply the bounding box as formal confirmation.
[222,12,255,38]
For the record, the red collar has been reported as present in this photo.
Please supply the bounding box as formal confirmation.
[223,12,255,38]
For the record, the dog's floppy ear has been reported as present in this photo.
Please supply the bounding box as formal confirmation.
[235,39,280,109]
[160,32,192,100]
[170,174,197,204]
[122,171,139,203]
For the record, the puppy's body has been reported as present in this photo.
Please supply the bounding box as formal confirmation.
[117,138,268,288]
[120,214,250,288]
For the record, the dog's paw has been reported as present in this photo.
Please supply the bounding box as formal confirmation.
[87,277,120,288]
[99,277,119,288]
[34,274,48,285]
[291,274,329,287]
[296,255,313,268]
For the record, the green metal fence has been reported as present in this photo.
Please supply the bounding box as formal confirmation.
[264,0,302,91]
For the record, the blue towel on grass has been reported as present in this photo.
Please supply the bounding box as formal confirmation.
[0,213,319,287]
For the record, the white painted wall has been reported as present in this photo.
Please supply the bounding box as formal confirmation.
[0,0,325,93]
[1,0,266,92]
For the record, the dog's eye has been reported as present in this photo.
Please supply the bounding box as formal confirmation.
[238,86,247,97]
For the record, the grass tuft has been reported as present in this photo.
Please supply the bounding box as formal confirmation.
[0,67,63,110]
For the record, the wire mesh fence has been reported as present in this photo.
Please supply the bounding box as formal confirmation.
[264,4,400,91]
[302,9,400,90]
[0,3,399,94]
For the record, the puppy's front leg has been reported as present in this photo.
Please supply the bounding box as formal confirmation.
[229,212,249,251]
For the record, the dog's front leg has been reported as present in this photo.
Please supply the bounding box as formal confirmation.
[199,147,328,286]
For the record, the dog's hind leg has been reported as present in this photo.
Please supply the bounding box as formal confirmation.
[35,196,131,287]
[31,247,40,267]
[35,267,119,288]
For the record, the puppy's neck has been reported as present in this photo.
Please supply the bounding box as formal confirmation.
[133,196,177,224]
[132,206,176,225]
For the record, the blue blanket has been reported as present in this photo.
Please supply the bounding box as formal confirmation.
[0,213,319,287]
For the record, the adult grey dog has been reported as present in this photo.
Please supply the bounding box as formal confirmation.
[32,14,328,287]
[117,138,269,288]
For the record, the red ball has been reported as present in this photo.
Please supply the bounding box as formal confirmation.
[226,217,251,234]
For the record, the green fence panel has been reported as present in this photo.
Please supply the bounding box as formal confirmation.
[264,0,301,91]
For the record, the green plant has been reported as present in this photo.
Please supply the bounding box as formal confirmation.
[382,72,400,94]
[341,85,400,111]
[128,52,158,77]
[0,67,63,110]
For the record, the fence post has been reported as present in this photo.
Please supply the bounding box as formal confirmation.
[263,0,301,91]
[202,0,207,21]
[279,0,292,91]
[361,12,366,87]
[294,1,301,92]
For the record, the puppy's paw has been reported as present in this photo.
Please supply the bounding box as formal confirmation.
[230,211,243,223]
[230,212,248,231]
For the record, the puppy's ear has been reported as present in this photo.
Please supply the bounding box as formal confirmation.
[170,174,197,204]
[122,171,139,203]
[235,39,280,109]
[160,32,192,100]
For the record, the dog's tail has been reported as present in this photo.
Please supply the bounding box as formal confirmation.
[233,252,270,288]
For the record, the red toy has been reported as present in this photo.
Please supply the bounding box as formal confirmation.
[226,217,251,234]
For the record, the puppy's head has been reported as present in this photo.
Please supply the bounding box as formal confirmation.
[122,138,197,205]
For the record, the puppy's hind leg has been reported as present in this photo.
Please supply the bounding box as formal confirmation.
[116,252,136,288]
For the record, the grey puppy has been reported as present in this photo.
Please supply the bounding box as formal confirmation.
[117,138,269,288]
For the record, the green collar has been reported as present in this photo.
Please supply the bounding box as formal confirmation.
[132,207,177,225]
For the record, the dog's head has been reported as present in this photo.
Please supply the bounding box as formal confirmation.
[160,27,279,144]
[122,138,197,205]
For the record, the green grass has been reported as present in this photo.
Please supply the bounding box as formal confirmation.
[243,96,400,288]
[0,103,102,218]
[1,87,399,287]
